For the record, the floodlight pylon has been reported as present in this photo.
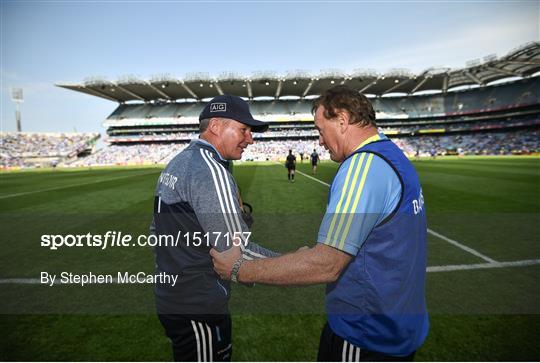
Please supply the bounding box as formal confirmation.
[10,88,24,132]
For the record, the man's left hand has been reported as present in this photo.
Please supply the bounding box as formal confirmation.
[210,245,242,280]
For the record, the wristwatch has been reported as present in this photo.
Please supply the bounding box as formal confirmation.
[230,257,245,283]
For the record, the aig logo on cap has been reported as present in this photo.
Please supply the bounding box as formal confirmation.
[210,103,226,112]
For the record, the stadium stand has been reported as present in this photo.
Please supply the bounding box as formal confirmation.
[1,132,99,168]
[39,41,540,166]
[62,77,538,166]
[67,143,184,167]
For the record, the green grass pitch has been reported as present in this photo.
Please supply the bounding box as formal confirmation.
[0,156,539,361]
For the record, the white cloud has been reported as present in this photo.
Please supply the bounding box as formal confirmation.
[346,14,539,74]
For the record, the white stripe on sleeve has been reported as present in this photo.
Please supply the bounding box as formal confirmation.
[202,150,265,259]
[200,150,235,240]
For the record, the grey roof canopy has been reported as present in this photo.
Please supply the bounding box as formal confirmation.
[57,42,540,103]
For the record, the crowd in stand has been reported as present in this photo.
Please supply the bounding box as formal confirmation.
[63,129,540,166]
[253,130,318,139]
[66,140,328,166]
[96,129,540,165]
[241,140,329,161]
[1,132,98,168]
[106,132,199,142]
[379,116,539,135]
[394,129,540,156]
[2,129,539,168]
[106,129,320,142]
[105,115,540,145]
[67,143,185,167]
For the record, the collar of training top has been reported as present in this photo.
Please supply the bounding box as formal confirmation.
[191,139,231,169]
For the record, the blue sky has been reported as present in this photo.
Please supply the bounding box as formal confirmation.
[1,1,539,133]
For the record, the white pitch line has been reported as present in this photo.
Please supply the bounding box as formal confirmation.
[0,278,41,284]
[0,170,158,200]
[427,228,497,263]
[3,259,540,284]
[292,165,498,263]
[427,259,540,273]
[295,169,331,187]
[0,278,121,285]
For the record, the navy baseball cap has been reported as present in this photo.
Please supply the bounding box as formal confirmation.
[199,94,269,132]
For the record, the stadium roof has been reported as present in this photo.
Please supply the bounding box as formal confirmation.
[57,42,540,102]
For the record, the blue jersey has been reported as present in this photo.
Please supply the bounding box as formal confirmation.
[318,133,429,356]
[317,135,401,255]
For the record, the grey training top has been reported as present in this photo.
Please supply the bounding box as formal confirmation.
[151,139,279,315]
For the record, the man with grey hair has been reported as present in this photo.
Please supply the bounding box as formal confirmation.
[152,94,279,361]
[211,86,429,361]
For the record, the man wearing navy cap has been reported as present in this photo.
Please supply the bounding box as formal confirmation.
[151,94,279,361]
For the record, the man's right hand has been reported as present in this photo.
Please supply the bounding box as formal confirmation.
[210,244,242,281]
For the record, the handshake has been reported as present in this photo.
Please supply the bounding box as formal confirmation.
[211,197,309,282]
